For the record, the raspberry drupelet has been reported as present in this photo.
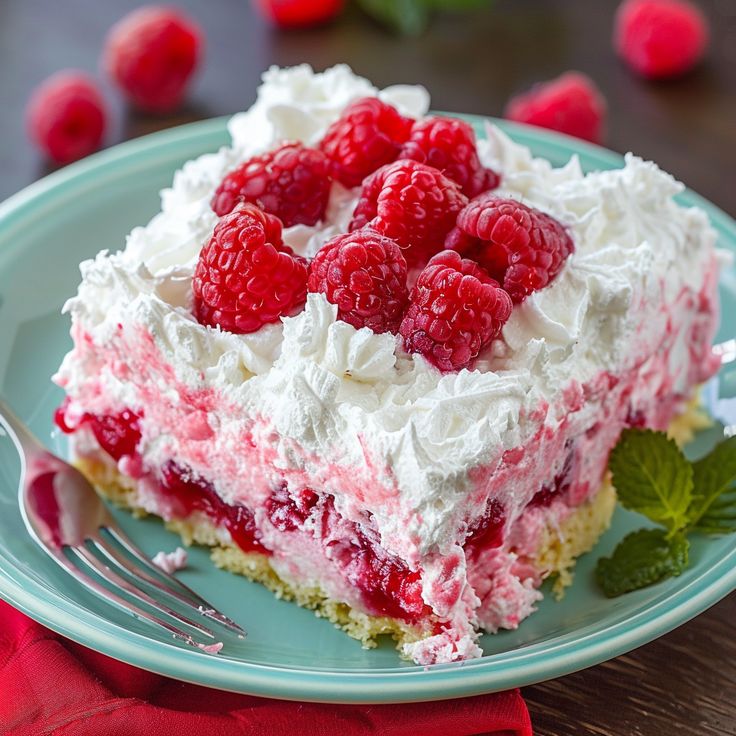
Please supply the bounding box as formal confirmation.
[349,160,468,268]
[211,142,332,227]
[399,250,513,372]
[447,194,574,303]
[308,229,409,334]
[399,116,500,197]
[319,97,413,188]
[192,203,308,334]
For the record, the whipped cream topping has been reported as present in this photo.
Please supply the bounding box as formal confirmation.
[123,64,428,275]
[57,64,720,572]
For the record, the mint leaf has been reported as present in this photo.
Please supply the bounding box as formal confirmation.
[595,529,690,597]
[688,435,736,528]
[609,429,693,536]
[692,490,736,534]
[357,0,429,35]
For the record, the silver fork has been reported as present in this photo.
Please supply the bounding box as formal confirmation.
[0,397,245,650]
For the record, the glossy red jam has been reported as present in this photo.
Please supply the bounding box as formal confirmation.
[56,403,427,622]
[465,498,506,554]
[267,486,425,621]
[528,445,575,508]
[55,400,142,462]
[320,498,425,621]
[159,461,267,555]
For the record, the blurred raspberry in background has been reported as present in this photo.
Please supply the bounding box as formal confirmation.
[615,0,710,79]
[103,5,203,113]
[26,72,107,164]
[21,0,713,166]
[504,72,607,145]
[253,0,345,27]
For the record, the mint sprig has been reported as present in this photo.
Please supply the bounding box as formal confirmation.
[596,429,736,598]
[609,430,693,536]
[693,490,736,535]
[689,435,736,529]
[595,529,689,598]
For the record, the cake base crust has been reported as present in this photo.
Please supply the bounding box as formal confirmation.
[72,398,707,657]
[75,456,616,655]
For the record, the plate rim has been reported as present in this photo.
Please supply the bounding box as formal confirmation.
[1,115,735,703]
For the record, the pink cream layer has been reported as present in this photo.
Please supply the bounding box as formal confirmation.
[55,255,721,661]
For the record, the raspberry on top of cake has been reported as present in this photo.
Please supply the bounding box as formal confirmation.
[54,64,721,665]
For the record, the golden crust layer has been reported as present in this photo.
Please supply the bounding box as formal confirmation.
[76,457,614,653]
[73,396,707,653]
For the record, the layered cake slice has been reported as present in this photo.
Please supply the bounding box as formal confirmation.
[54,64,721,665]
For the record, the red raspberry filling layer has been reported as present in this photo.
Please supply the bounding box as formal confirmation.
[159,461,267,555]
[465,499,506,555]
[56,405,427,623]
[276,491,426,621]
[55,400,142,462]
[528,444,576,508]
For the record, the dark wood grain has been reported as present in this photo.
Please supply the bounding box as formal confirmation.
[525,593,736,735]
[1,1,735,733]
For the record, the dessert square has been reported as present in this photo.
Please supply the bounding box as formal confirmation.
[54,64,721,665]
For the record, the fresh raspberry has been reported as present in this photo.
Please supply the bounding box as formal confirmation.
[614,0,709,79]
[308,229,408,334]
[399,250,512,372]
[103,6,202,113]
[212,142,332,227]
[398,116,500,197]
[192,203,307,334]
[26,71,107,164]
[504,72,606,144]
[253,0,344,27]
[349,160,468,268]
[447,194,575,303]
[319,97,413,188]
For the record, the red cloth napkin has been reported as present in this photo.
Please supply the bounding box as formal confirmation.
[0,599,532,735]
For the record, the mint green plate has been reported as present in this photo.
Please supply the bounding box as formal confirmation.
[1,117,735,704]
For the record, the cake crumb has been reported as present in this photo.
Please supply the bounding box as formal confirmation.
[152,547,188,574]
[197,641,224,655]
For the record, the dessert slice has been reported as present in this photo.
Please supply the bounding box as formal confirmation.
[54,64,721,665]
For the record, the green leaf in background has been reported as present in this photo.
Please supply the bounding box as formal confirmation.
[609,429,693,536]
[357,0,429,35]
[426,0,489,9]
[595,529,690,598]
[688,434,736,528]
[357,0,490,35]
[692,490,736,535]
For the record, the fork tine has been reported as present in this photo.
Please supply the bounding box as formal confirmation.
[50,548,210,649]
[92,533,246,637]
[70,544,216,639]
[104,526,246,638]
[103,526,246,636]
[104,526,201,596]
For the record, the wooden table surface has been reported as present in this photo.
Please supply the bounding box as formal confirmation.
[1,0,734,733]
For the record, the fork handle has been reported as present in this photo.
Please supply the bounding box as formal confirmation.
[0,396,45,459]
